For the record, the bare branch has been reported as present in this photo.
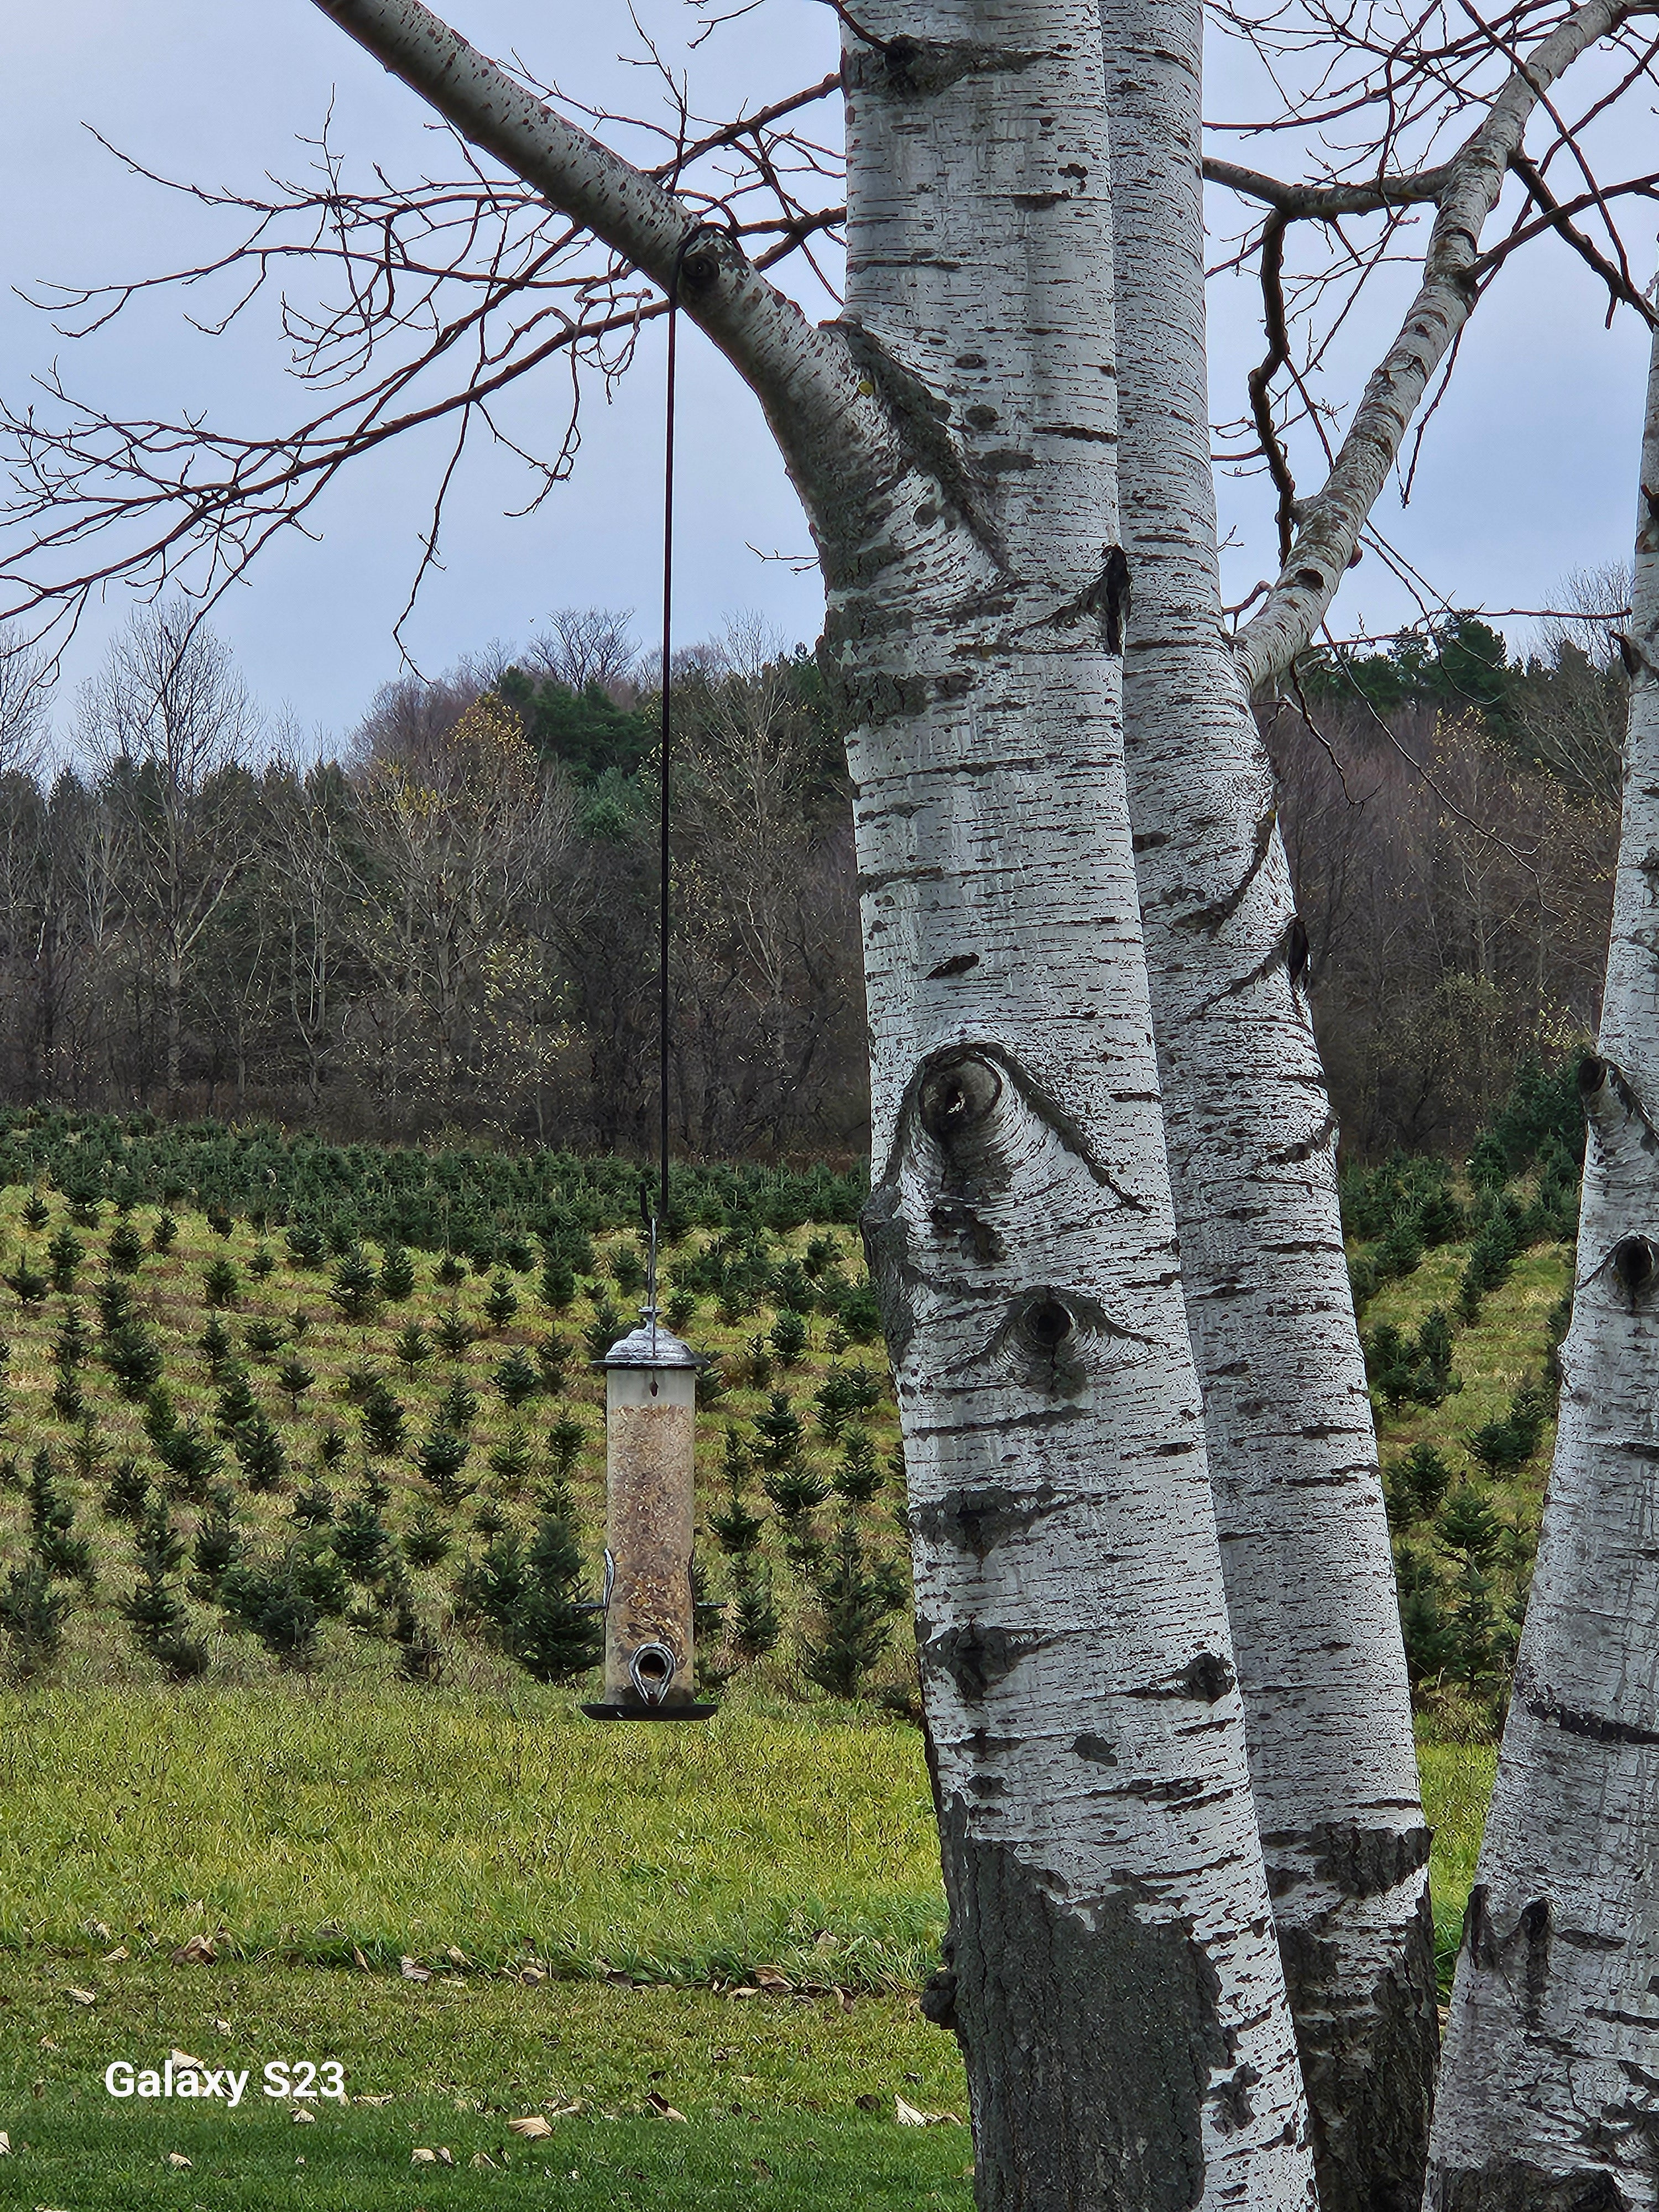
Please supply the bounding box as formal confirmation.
[1234,0,1659,696]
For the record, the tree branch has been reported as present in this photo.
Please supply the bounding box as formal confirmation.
[1203,156,1452,217]
[1234,0,1658,696]
[309,0,866,475]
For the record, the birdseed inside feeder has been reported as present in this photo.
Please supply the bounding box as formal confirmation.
[581,1306,715,1721]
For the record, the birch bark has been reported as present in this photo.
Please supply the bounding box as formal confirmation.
[837,8,1312,2204]
[1426,324,1659,2211]
[311,4,1321,2199]
[1100,4,1436,2203]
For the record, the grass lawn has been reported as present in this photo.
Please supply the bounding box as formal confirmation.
[0,1968,973,2210]
[0,1674,1498,2206]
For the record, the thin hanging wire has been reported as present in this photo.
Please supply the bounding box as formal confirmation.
[652,226,724,1347]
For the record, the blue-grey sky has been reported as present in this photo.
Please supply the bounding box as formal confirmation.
[4,2,1653,749]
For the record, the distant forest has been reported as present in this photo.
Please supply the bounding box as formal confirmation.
[0,584,1626,1164]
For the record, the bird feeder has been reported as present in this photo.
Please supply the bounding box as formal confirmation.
[581,1310,714,1721]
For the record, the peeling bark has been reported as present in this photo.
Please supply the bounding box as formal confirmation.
[1427,328,1659,2211]
[1101,3,1435,2201]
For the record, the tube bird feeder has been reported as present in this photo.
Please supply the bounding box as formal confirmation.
[581,1311,714,1721]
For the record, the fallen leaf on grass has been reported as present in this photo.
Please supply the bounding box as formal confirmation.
[351,1947,371,1973]
[895,2095,964,2126]
[88,1922,111,1942]
[724,1986,760,2001]
[64,1991,95,2008]
[518,1966,547,1986]
[36,2042,58,2054]
[211,2021,231,2037]
[400,1957,431,1983]
[291,2107,316,2125]
[645,2094,687,2122]
[752,1966,792,1990]
[507,2116,553,2141]
[471,2152,498,2169]
[353,2094,395,2108]
[170,2052,206,2073]
[101,1947,128,1964]
[0,2130,9,2153]
[446,1946,470,1968]
[165,2152,191,2169]
[171,1937,215,1966]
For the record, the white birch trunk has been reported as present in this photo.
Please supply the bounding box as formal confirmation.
[308,3,1319,2198]
[1100,4,1437,2201]
[1426,325,1659,2211]
[836,7,1313,2203]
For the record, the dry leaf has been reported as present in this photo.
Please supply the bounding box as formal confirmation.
[89,1922,111,1942]
[0,2130,9,2153]
[212,2020,232,2036]
[291,2107,316,2125]
[400,1957,432,1983]
[351,1947,371,1973]
[353,2093,395,2107]
[411,2148,439,2165]
[519,1966,547,1986]
[895,2097,927,2126]
[726,1986,760,2000]
[446,1946,469,1968]
[645,2094,687,2122]
[435,2147,455,2167]
[65,1990,96,2007]
[171,1936,215,1965]
[813,1930,838,1950]
[507,2116,554,2141]
[101,1947,128,1964]
[165,2152,192,2169]
[170,2051,207,2072]
[752,1966,792,1990]
[471,2151,498,2169]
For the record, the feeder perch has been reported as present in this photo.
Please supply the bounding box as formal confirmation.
[581,1312,715,1721]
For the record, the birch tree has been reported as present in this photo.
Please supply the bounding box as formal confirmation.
[1104,3,1434,2200]
[297,3,1322,2203]
[1426,322,1659,2212]
[4,1,1659,2203]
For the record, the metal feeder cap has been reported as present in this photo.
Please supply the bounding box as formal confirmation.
[597,1315,702,1370]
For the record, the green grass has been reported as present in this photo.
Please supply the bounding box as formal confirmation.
[1420,1740,1498,1988]
[0,1684,944,1990]
[0,1969,972,2209]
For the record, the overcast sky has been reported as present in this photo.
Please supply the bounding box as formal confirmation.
[4,2,1653,752]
